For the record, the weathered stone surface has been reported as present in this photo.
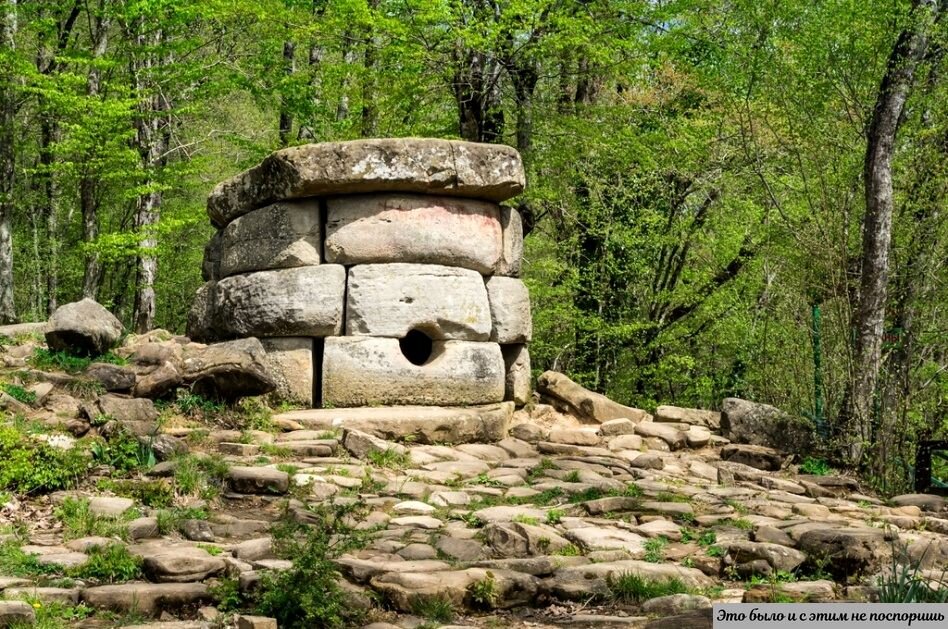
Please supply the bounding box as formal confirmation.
[654,406,721,430]
[0,601,35,626]
[182,338,276,400]
[322,337,504,407]
[275,403,512,444]
[720,444,784,471]
[502,345,531,405]
[566,527,648,556]
[346,264,491,340]
[537,371,651,423]
[796,528,891,579]
[343,429,406,459]
[370,567,538,611]
[86,363,136,392]
[132,543,226,583]
[186,281,219,343]
[46,299,123,356]
[81,583,209,617]
[721,397,814,454]
[495,205,523,276]
[891,494,946,512]
[227,466,289,494]
[486,277,532,343]
[634,422,686,450]
[727,541,807,574]
[215,266,346,337]
[325,194,502,273]
[97,394,159,424]
[261,337,313,405]
[549,560,713,600]
[202,230,223,281]
[220,200,321,277]
[207,138,525,227]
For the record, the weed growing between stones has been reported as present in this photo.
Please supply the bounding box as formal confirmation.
[799,457,832,475]
[90,431,155,473]
[0,424,91,494]
[73,543,143,583]
[55,498,138,540]
[154,506,210,536]
[252,500,371,628]
[28,347,126,373]
[97,478,174,508]
[606,572,689,603]
[410,594,456,623]
[876,542,948,603]
[367,448,410,469]
[467,571,498,609]
[0,383,36,405]
[0,541,57,578]
[644,537,668,563]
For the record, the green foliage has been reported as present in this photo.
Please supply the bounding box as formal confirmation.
[70,543,142,583]
[467,572,498,609]
[410,594,456,623]
[877,544,948,603]
[154,506,209,536]
[0,383,36,405]
[97,479,174,508]
[90,432,155,473]
[643,537,668,563]
[0,425,90,494]
[18,599,94,629]
[210,577,244,612]
[253,501,371,628]
[28,348,125,374]
[545,509,564,525]
[607,573,689,603]
[799,458,832,476]
[367,448,410,470]
[54,498,135,540]
[0,541,58,578]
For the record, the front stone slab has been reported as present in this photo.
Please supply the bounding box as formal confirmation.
[220,200,321,277]
[502,344,531,405]
[215,265,345,337]
[486,277,532,343]
[207,138,525,227]
[346,263,491,340]
[322,337,504,407]
[325,194,502,273]
[261,337,314,406]
[272,403,513,444]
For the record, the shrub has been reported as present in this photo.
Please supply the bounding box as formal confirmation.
[799,457,832,476]
[607,572,689,603]
[71,543,142,583]
[90,432,155,473]
[467,572,498,609]
[55,498,135,540]
[0,426,90,494]
[253,501,371,628]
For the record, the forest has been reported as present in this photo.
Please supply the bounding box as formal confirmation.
[0,0,945,491]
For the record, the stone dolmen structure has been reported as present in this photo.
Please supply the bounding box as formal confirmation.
[188,138,531,411]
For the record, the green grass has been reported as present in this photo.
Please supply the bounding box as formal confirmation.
[0,541,58,578]
[643,536,668,563]
[410,594,456,622]
[0,383,36,405]
[28,348,125,374]
[97,478,174,508]
[545,508,564,525]
[467,572,497,609]
[12,598,94,628]
[154,506,210,536]
[71,543,142,583]
[607,572,690,603]
[367,448,411,469]
[55,498,138,540]
[512,514,540,525]
[0,425,91,494]
[799,457,832,476]
[555,543,581,556]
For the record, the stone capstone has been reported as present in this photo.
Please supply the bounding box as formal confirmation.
[322,336,505,407]
[207,138,525,227]
[346,263,491,340]
[325,194,502,273]
[220,199,322,277]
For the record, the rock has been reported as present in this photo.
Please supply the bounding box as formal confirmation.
[495,205,523,276]
[642,594,712,615]
[549,428,600,446]
[720,444,785,471]
[501,345,531,405]
[212,265,346,338]
[128,517,160,540]
[537,371,650,423]
[227,466,289,494]
[96,394,158,423]
[325,194,503,273]
[743,580,836,603]
[276,403,512,444]
[720,398,814,453]
[236,616,278,629]
[796,527,891,579]
[685,426,712,448]
[220,200,321,277]
[81,583,209,616]
[485,277,532,343]
[0,601,35,626]
[565,527,648,556]
[131,543,226,582]
[727,541,807,574]
[261,337,314,405]
[207,138,525,227]
[45,298,123,356]
[346,263,491,340]
[484,522,571,557]
[600,418,636,436]
[186,281,220,343]
[179,519,215,542]
[4,586,80,605]
[369,567,538,611]
[634,423,685,450]
[202,229,223,281]
[181,338,276,400]
[88,496,135,516]
[436,536,485,562]
[549,560,713,600]
[654,406,721,430]
[233,538,273,561]
[645,609,712,629]
[150,434,187,462]
[322,337,504,407]
[343,429,406,459]
[890,494,945,512]
[86,363,136,392]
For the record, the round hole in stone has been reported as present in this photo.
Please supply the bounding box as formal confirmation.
[399,329,433,366]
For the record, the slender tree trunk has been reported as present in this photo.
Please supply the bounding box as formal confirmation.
[279,40,295,146]
[38,116,58,314]
[846,0,938,463]
[0,0,17,323]
[360,0,380,138]
[81,2,108,298]
[509,60,538,160]
[297,0,326,141]
[337,30,355,121]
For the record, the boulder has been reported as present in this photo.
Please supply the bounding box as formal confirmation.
[537,371,650,423]
[85,363,136,392]
[274,403,512,444]
[325,194,503,273]
[220,200,321,277]
[342,429,407,460]
[227,466,289,494]
[207,138,525,227]
[45,299,123,356]
[485,277,532,344]
[501,345,531,405]
[81,583,209,617]
[720,444,785,471]
[322,337,504,407]
[181,338,276,400]
[796,528,891,579]
[369,567,538,611]
[261,337,314,406]
[727,541,807,575]
[548,560,713,600]
[186,281,219,343]
[654,405,721,430]
[214,265,346,338]
[96,394,158,423]
[202,229,223,281]
[0,601,35,626]
[720,398,814,453]
[634,422,686,450]
[495,205,523,277]
[346,264,491,340]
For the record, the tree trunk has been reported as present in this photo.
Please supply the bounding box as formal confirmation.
[336,30,355,122]
[360,0,379,138]
[278,40,295,146]
[81,1,108,298]
[846,0,938,464]
[296,1,325,142]
[454,48,504,143]
[0,0,17,324]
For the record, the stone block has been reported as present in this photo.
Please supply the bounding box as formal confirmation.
[202,230,223,281]
[220,200,321,277]
[322,336,504,407]
[495,205,523,276]
[261,337,314,405]
[215,265,345,337]
[346,263,491,340]
[486,277,532,343]
[207,138,525,227]
[502,344,531,405]
[326,194,502,273]
[186,281,218,343]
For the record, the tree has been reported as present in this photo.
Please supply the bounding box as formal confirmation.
[0,0,16,323]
